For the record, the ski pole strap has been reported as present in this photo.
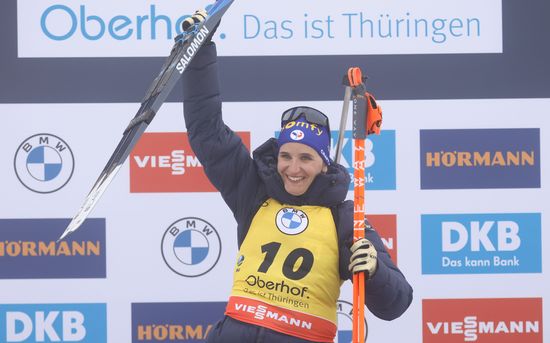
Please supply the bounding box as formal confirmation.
[365,92,383,136]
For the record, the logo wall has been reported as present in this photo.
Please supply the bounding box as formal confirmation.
[336,300,367,343]
[366,214,397,265]
[131,302,226,343]
[420,128,540,189]
[335,130,396,191]
[14,133,74,193]
[0,218,106,279]
[130,132,250,192]
[0,303,107,343]
[161,217,221,277]
[421,213,541,274]
[423,298,542,342]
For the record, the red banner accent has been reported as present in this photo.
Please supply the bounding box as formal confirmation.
[225,296,336,342]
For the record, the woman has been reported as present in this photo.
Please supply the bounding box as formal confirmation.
[182,40,412,342]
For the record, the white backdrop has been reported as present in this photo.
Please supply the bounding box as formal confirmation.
[1,0,548,342]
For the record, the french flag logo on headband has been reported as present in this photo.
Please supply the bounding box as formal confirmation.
[290,130,305,141]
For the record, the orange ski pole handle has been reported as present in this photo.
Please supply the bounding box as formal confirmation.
[348,67,363,87]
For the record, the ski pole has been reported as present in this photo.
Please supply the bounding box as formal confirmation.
[334,86,351,164]
[350,67,367,343]
[345,66,384,343]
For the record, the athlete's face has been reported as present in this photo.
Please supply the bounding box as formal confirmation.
[277,142,327,196]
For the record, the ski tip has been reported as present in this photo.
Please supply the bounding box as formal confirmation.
[58,217,83,241]
[57,228,72,242]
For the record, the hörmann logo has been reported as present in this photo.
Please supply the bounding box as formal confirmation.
[420,128,540,189]
[421,213,541,275]
[130,132,250,192]
[423,298,542,343]
[0,303,107,343]
[131,302,226,343]
[0,218,106,279]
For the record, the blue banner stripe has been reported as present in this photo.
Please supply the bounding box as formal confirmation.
[1,0,550,103]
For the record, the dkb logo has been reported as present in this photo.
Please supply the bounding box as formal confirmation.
[0,303,106,343]
[331,130,396,191]
[421,213,541,274]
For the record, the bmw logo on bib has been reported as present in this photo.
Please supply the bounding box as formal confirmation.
[276,207,309,235]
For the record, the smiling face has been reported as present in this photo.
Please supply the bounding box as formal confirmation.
[277,142,327,196]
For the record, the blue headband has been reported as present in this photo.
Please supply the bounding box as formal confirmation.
[277,117,331,165]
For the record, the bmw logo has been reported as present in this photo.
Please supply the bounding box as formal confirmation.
[14,133,74,193]
[161,217,221,277]
[290,130,305,141]
[336,300,368,342]
[275,207,309,235]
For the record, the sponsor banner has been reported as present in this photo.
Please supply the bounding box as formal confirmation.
[336,130,396,191]
[423,298,542,343]
[366,214,397,265]
[131,302,226,342]
[17,0,502,57]
[421,213,541,274]
[0,303,107,343]
[161,217,222,277]
[130,132,250,193]
[14,133,74,194]
[0,218,106,279]
[226,296,336,342]
[336,300,367,343]
[420,128,541,189]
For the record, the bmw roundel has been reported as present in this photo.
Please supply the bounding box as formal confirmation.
[14,133,74,193]
[275,207,309,235]
[161,217,222,277]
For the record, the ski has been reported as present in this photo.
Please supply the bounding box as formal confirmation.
[59,0,234,241]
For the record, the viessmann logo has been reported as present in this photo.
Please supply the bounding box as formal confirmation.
[130,132,250,192]
[420,128,540,189]
[423,298,542,342]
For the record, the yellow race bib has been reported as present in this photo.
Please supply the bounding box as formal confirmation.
[226,198,341,342]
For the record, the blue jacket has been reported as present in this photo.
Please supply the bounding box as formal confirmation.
[182,42,412,321]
